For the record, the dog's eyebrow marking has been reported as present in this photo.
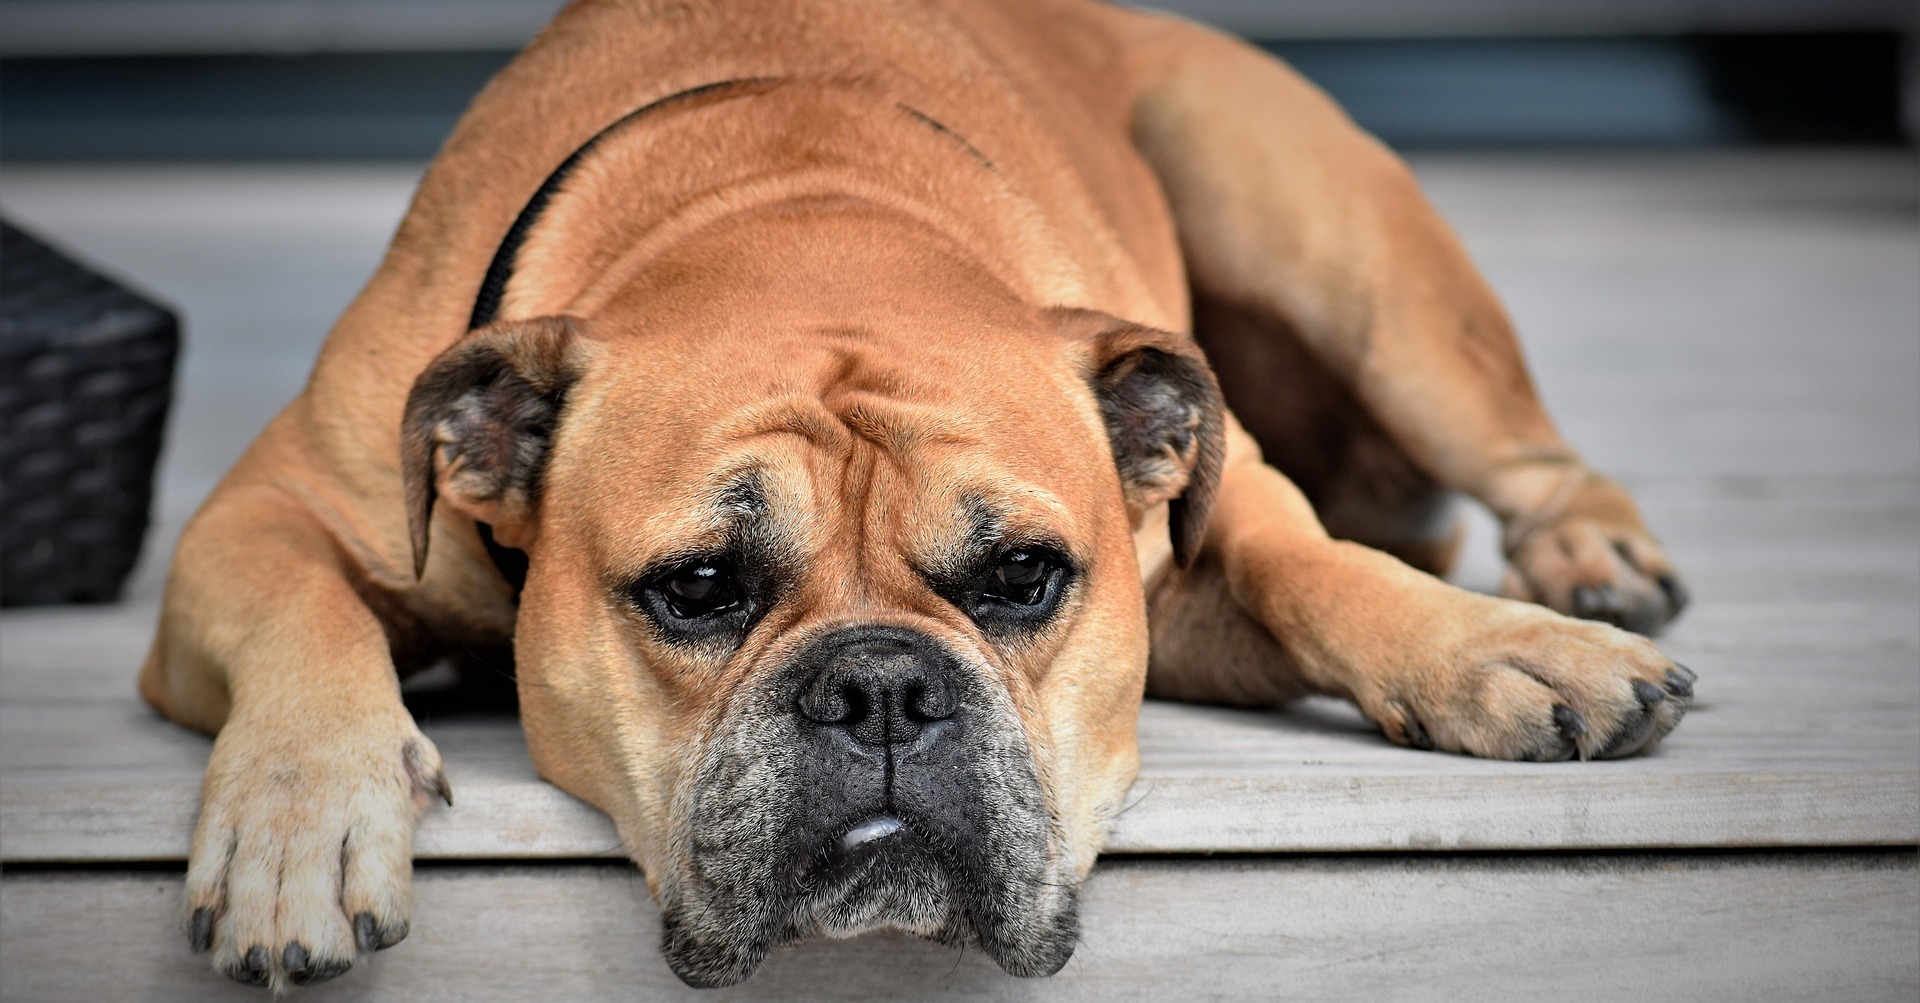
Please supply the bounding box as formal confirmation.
[915,494,1008,583]
[894,102,996,172]
[963,494,1008,552]
[716,471,770,521]
[469,76,784,330]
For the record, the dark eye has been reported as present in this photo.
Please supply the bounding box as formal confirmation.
[983,549,1055,606]
[660,562,740,619]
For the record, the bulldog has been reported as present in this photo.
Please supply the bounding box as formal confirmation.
[138,0,1694,990]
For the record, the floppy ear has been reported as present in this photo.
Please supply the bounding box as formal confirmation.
[1051,307,1226,567]
[400,315,587,579]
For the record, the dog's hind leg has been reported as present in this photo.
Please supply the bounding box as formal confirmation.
[1145,421,1693,760]
[1187,294,1465,580]
[1116,15,1686,635]
[140,480,447,990]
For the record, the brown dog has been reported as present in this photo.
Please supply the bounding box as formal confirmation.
[139,0,1693,990]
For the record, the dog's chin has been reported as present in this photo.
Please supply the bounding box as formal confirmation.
[659,817,1079,989]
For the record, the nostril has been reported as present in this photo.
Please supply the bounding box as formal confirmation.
[792,628,963,743]
[906,679,956,722]
[799,675,862,726]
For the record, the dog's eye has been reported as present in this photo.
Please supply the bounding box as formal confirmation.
[983,549,1054,606]
[660,563,741,618]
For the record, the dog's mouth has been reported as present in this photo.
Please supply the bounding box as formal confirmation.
[660,797,1080,988]
[790,812,959,940]
[657,630,1080,988]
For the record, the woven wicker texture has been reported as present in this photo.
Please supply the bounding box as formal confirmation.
[1,220,179,606]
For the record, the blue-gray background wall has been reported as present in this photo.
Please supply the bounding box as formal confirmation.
[0,0,1914,160]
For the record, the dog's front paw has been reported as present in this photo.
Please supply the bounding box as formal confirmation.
[1367,601,1695,761]
[183,711,450,989]
[1499,472,1688,636]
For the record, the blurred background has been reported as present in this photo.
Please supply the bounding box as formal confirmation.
[1,0,1914,157]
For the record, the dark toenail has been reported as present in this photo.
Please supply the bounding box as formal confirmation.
[1673,661,1697,684]
[1658,574,1690,615]
[1552,704,1588,738]
[1632,680,1665,709]
[189,907,214,954]
[291,956,352,986]
[353,912,408,951]
[224,964,269,987]
[225,944,272,986]
[1600,709,1661,757]
[1664,668,1694,697]
[283,941,308,974]
[1402,714,1434,751]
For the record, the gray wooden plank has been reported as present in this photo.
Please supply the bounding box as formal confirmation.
[5,677,1915,861]
[4,853,1916,1001]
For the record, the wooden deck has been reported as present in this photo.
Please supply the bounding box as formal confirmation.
[3,151,1917,999]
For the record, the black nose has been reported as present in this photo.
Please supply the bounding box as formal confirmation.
[796,627,959,746]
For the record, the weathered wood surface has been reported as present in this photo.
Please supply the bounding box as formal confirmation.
[2,153,1917,865]
[4,853,1916,1001]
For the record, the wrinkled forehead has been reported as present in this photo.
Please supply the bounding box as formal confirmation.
[549,327,1115,571]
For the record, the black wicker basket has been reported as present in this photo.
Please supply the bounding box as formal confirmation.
[1,219,180,606]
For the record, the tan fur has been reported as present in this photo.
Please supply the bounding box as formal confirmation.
[141,0,1689,989]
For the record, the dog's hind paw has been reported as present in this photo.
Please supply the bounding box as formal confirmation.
[1498,473,1688,636]
[181,712,448,990]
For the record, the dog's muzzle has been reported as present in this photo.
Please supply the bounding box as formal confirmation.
[660,625,1079,987]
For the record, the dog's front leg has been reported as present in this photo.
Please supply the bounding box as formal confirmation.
[1153,425,1693,760]
[141,483,448,989]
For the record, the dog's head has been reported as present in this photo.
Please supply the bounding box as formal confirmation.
[399,215,1222,986]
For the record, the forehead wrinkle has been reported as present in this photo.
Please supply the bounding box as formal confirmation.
[720,396,856,452]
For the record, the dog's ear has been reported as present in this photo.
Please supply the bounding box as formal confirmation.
[1051,307,1226,567]
[401,315,588,579]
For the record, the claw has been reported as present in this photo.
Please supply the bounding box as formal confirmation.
[354,911,408,952]
[287,943,352,987]
[1631,679,1666,709]
[1545,704,1588,761]
[291,959,351,986]
[1663,667,1694,698]
[1657,574,1691,617]
[1598,704,1661,758]
[226,944,272,987]
[188,907,214,954]
[1401,713,1434,751]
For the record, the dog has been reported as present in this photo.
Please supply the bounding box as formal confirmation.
[138,0,1694,989]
